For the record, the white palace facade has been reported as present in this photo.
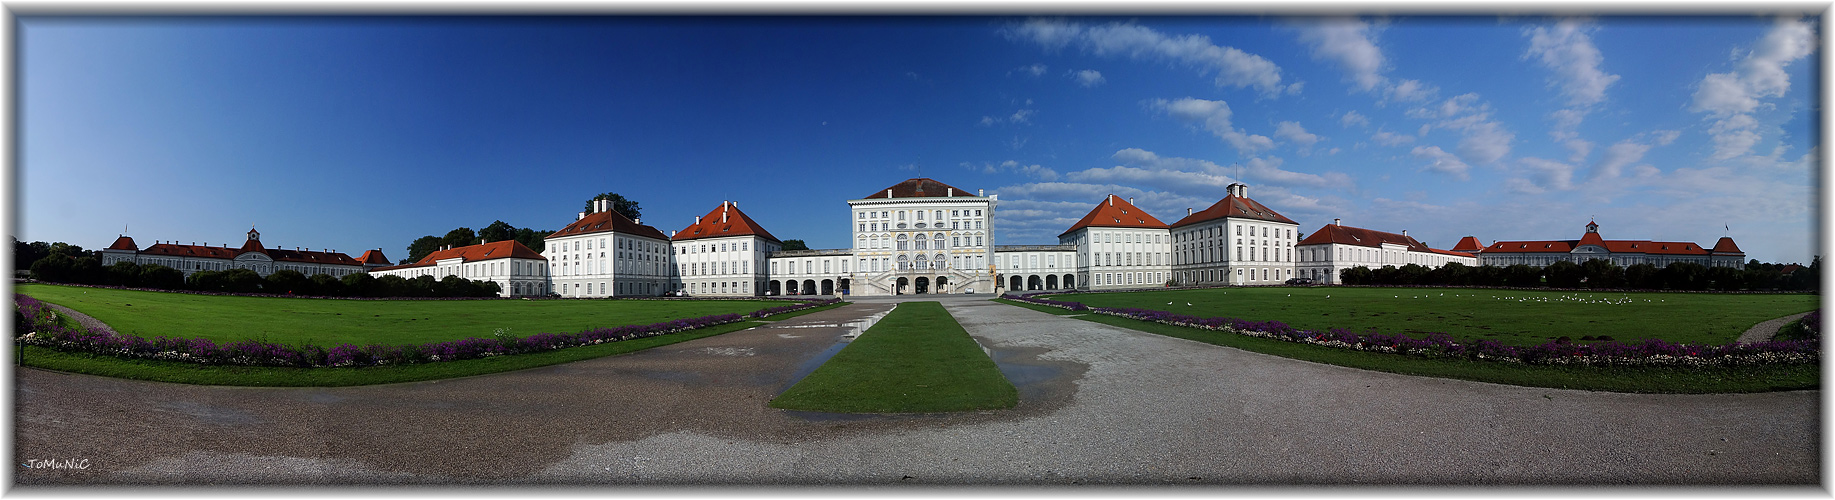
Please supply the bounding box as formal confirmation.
[105,177,1745,298]
[99,228,388,279]
[1295,219,1478,284]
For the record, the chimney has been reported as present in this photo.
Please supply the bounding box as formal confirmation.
[978,189,984,196]
[670,230,677,237]
[1107,195,1113,206]
[1402,230,1409,237]
[1334,218,1342,226]
[721,207,728,223]
[1128,197,1134,205]
[1186,207,1193,216]
[887,189,894,198]
[634,218,640,225]
[948,187,953,196]
[695,216,702,225]
[577,211,587,221]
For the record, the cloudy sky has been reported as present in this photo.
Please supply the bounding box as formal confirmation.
[18,15,1820,264]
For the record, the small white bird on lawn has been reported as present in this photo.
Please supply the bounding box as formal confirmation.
[1167,301,1174,305]
[1186,302,1193,306]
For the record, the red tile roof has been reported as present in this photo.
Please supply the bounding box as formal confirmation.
[673,201,781,243]
[1484,224,1735,257]
[141,243,242,260]
[1297,223,1429,252]
[1711,237,1744,254]
[136,242,363,266]
[1485,239,1711,255]
[371,240,545,272]
[1171,193,1296,227]
[861,178,977,199]
[105,236,138,251]
[1450,236,1484,252]
[1059,195,1169,238]
[1428,248,1477,258]
[549,208,669,241]
[357,249,392,265]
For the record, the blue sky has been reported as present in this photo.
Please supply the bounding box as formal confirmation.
[17,15,1820,264]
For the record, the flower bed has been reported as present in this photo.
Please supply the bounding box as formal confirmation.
[1004,294,1819,367]
[13,294,840,368]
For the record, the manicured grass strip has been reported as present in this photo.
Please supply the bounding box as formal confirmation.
[1032,303,1815,394]
[994,298,1079,315]
[19,301,850,387]
[20,321,760,386]
[771,301,1017,413]
[1043,287,1818,346]
[14,283,789,346]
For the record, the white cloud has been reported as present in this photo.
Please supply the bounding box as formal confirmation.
[1409,93,1514,165]
[1340,110,1369,128]
[1525,19,1619,108]
[977,116,996,127]
[1009,18,1290,95]
[1151,97,1275,155]
[1516,157,1577,191]
[1410,145,1470,180]
[1073,69,1106,87]
[1108,148,1353,191]
[1297,17,1386,92]
[1020,63,1048,77]
[1690,17,1816,161]
[1273,121,1321,154]
[967,160,1060,181]
[1386,79,1437,102]
[1370,129,1414,146]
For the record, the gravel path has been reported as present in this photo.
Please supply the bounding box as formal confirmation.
[13,296,1818,485]
[36,303,115,334]
[1736,312,1813,344]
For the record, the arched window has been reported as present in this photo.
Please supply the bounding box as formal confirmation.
[897,234,909,250]
[934,253,945,268]
[915,238,927,250]
[897,254,909,270]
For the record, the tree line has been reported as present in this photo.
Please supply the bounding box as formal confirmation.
[16,238,502,298]
[1334,258,1819,291]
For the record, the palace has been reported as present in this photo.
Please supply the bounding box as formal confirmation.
[102,178,1746,298]
[99,228,387,279]
[1295,219,1478,284]
[1474,221,1745,269]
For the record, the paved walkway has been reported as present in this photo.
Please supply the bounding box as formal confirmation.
[1736,312,1815,344]
[13,296,1819,485]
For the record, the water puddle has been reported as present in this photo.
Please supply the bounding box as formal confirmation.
[774,308,893,394]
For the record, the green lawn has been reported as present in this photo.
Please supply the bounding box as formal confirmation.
[16,283,788,346]
[1043,287,1818,346]
[771,301,1017,413]
[995,299,1817,393]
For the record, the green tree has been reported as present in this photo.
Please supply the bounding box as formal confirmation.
[186,270,223,291]
[218,268,266,293]
[1624,263,1660,289]
[1706,266,1744,291]
[1339,266,1373,285]
[373,274,410,297]
[480,220,516,243]
[139,264,185,290]
[1579,259,1624,289]
[1502,265,1542,287]
[265,269,311,295]
[69,256,103,285]
[781,239,809,251]
[14,238,50,273]
[1544,261,1585,288]
[405,235,443,264]
[584,193,642,221]
[513,227,550,253]
[409,275,438,297]
[310,274,344,296]
[340,272,377,297]
[442,227,478,250]
[1660,262,1709,290]
[105,261,144,287]
[29,254,75,283]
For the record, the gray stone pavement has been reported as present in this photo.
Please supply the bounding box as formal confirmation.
[1737,311,1815,344]
[11,295,1819,485]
